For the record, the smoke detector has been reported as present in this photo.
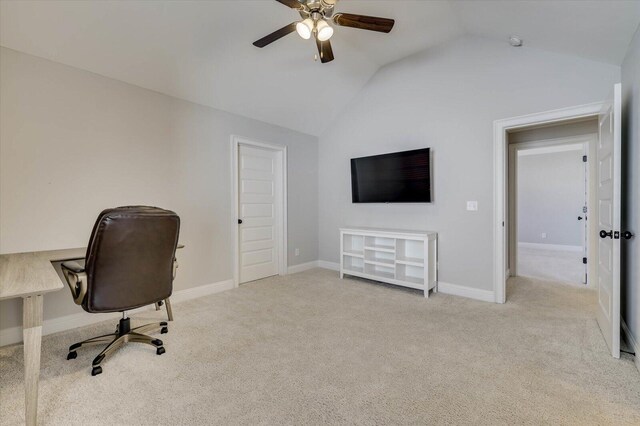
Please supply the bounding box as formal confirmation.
[509,36,523,47]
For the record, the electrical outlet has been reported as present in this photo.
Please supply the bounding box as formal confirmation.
[541,233,547,239]
[466,201,478,211]
[295,248,300,256]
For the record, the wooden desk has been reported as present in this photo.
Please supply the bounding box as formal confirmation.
[0,248,85,426]
[1,244,184,425]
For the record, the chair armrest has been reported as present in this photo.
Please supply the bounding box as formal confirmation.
[61,260,88,305]
[62,261,85,273]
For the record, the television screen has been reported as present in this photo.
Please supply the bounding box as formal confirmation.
[351,148,431,203]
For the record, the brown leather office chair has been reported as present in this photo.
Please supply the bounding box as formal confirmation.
[61,206,180,376]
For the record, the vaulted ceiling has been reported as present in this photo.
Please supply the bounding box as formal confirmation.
[1,0,639,136]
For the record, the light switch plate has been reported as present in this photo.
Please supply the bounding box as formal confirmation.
[466,201,478,211]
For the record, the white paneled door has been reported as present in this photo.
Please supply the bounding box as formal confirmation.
[596,83,622,359]
[238,144,282,283]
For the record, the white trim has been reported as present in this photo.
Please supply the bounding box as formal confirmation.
[493,102,603,304]
[621,317,639,373]
[0,279,235,347]
[317,260,340,271]
[230,135,288,287]
[437,281,495,303]
[169,280,234,303]
[287,261,320,274]
[517,242,583,252]
[517,143,584,156]
[511,134,595,150]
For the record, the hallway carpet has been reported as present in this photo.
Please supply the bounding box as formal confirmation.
[1,269,639,425]
[517,246,585,285]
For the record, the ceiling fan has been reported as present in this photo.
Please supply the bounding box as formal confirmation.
[253,0,395,63]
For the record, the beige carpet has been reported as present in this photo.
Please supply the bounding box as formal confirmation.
[1,269,639,425]
[517,246,585,285]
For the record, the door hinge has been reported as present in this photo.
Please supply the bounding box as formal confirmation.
[583,257,587,264]
[583,155,587,162]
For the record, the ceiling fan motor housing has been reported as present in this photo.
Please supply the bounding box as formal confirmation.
[304,0,337,17]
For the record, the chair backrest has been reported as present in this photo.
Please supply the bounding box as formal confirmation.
[83,206,180,313]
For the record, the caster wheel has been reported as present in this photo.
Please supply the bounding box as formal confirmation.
[67,351,77,360]
[161,327,168,334]
[156,347,166,356]
[91,366,102,376]
[152,338,163,346]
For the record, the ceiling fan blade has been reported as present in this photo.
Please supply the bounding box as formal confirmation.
[276,0,303,10]
[253,23,297,48]
[333,13,395,33]
[316,38,334,63]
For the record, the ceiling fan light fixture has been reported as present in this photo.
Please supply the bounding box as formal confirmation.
[296,18,314,39]
[316,19,334,41]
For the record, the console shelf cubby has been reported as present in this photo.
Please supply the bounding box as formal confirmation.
[340,227,438,297]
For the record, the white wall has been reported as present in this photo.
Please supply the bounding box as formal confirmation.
[0,47,318,332]
[621,26,640,353]
[517,150,584,247]
[318,36,620,292]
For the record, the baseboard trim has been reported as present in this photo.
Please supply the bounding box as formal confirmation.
[518,242,582,252]
[287,261,320,274]
[621,317,639,373]
[0,279,235,347]
[317,260,340,271]
[437,281,495,303]
[169,279,234,304]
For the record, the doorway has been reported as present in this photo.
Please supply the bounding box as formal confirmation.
[493,102,603,304]
[231,136,287,286]
[508,131,597,287]
[493,85,624,359]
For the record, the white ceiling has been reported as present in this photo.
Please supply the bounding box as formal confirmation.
[1,1,639,136]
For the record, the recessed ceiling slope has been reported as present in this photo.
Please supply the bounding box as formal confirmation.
[0,0,464,136]
[1,1,639,136]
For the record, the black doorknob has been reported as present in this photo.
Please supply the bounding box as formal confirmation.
[600,230,613,239]
[238,219,243,224]
[623,231,635,240]
[577,216,583,220]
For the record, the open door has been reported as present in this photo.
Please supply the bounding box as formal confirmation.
[581,143,588,284]
[596,83,622,358]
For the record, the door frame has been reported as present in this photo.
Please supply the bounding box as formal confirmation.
[507,134,596,287]
[493,102,603,303]
[230,135,288,287]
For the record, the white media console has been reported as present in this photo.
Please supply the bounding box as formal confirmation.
[339,227,438,297]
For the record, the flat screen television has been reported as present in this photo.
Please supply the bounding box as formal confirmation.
[351,148,431,203]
